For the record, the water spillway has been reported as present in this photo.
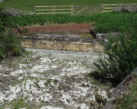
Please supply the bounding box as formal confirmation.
[0,33,108,109]
[22,33,104,52]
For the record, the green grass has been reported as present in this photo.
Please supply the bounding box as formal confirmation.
[0,0,137,11]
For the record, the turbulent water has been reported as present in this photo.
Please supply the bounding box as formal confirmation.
[0,49,108,109]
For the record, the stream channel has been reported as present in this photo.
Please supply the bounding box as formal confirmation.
[0,48,109,109]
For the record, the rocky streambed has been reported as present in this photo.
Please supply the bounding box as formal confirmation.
[0,48,109,109]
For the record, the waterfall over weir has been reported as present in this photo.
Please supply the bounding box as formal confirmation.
[0,30,109,109]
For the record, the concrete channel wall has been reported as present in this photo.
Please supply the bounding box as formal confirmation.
[103,68,137,109]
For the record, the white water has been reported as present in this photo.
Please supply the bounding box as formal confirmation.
[0,49,108,109]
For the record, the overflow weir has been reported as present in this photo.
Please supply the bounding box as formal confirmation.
[22,33,103,52]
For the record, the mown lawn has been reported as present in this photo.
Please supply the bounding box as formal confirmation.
[0,0,137,10]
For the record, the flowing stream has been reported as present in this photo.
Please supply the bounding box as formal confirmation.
[0,48,109,109]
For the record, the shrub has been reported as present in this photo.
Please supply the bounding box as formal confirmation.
[0,13,136,33]
[0,8,18,32]
[0,29,24,60]
[92,32,137,86]
[0,8,24,61]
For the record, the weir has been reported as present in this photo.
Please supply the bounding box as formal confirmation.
[0,27,108,109]
[21,33,104,52]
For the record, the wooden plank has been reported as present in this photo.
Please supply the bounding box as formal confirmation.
[35,8,72,11]
[102,3,120,13]
[35,12,72,15]
[34,5,73,8]
[104,7,113,9]
[103,4,118,6]
[33,5,74,15]
[35,7,73,9]
[102,10,113,13]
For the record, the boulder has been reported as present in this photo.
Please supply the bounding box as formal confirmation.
[0,8,23,16]
[0,0,4,2]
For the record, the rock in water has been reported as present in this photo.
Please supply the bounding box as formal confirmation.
[0,8,23,16]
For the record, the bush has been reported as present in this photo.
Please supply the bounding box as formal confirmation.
[0,29,24,60]
[1,12,137,33]
[0,8,19,32]
[0,8,24,61]
[92,32,137,86]
[0,13,136,33]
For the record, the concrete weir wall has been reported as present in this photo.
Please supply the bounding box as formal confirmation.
[22,33,104,52]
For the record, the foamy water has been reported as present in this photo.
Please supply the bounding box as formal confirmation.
[0,49,108,109]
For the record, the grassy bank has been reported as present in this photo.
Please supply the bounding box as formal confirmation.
[1,13,137,33]
[0,0,137,10]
